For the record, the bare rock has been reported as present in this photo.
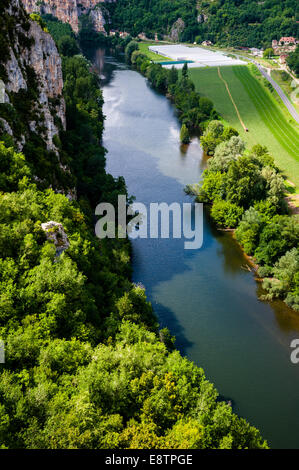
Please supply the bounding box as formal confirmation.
[41,221,70,255]
[22,0,110,34]
[2,1,66,154]
[170,18,185,42]
[89,6,106,33]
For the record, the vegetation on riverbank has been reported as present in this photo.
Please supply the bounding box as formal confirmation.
[126,42,298,312]
[188,126,299,311]
[127,44,219,140]
[0,3,269,449]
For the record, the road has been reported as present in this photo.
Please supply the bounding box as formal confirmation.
[245,58,299,125]
[231,52,299,124]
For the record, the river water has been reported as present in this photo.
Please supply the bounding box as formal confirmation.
[93,48,299,448]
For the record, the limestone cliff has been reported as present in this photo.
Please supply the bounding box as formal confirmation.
[0,0,65,155]
[21,0,109,34]
[89,5,106,34]
[169,18,185,42]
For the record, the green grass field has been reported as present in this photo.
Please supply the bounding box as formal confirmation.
[138,43,171,61]
[189,65,299,186]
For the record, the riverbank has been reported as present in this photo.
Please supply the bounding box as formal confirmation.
[99,48,299,448]
[126,41,298,313]
[191,136,298,310]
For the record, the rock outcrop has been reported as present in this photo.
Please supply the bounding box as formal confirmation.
[197,13,208,23]
[22,0,109,34]
[27,20,66,147]
[1,0,65,153]
[89,5,106,33]
[41,221,70,255]
[169,18,185,42]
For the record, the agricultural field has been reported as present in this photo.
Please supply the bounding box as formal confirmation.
[138,42,171,61]
[189,65,299,187]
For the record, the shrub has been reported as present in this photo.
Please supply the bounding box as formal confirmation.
[211,200,244,228]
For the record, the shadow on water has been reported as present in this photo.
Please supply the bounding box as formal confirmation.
[153,302,194,355]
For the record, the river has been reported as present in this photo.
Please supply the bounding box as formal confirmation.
[92,48,299,449]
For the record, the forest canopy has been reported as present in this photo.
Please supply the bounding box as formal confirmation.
[106,0,298,47]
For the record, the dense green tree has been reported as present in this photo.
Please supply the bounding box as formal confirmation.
[180,123,190,144]
[198,171,226,202]
[235,207,263,255]
[201,120,224,154]
[0,142,31,192]
[42,14,74,43]
[208,136,245,172]
[285,272,299,311]
[167,66,179,86]
[182,62,188,78]
[0,0,287,447]
[125,41,139,63]
[211,199,244,228]
[261,248,299,305]
[131,50,145,65]
[287,45,299,77]
[263,48,274,58]
[57,35,79,57]
[78,14,108,47]
[225,156,266,208]
[254,215,299,266]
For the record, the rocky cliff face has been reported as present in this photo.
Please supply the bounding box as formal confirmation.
[0,0,65,154]
[22,0,79,32]
[169,18,185,42]
[89,6,106,34]
[22,0,108,34]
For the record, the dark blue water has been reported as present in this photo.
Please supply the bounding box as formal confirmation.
[97,50,299,449]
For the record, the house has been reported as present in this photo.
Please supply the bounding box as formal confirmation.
[138,32,147,40]
[272,37,297,55]
[249,47,263,57]
[279,37,297,46]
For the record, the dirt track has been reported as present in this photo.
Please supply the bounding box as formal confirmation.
[217,66,248,132]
